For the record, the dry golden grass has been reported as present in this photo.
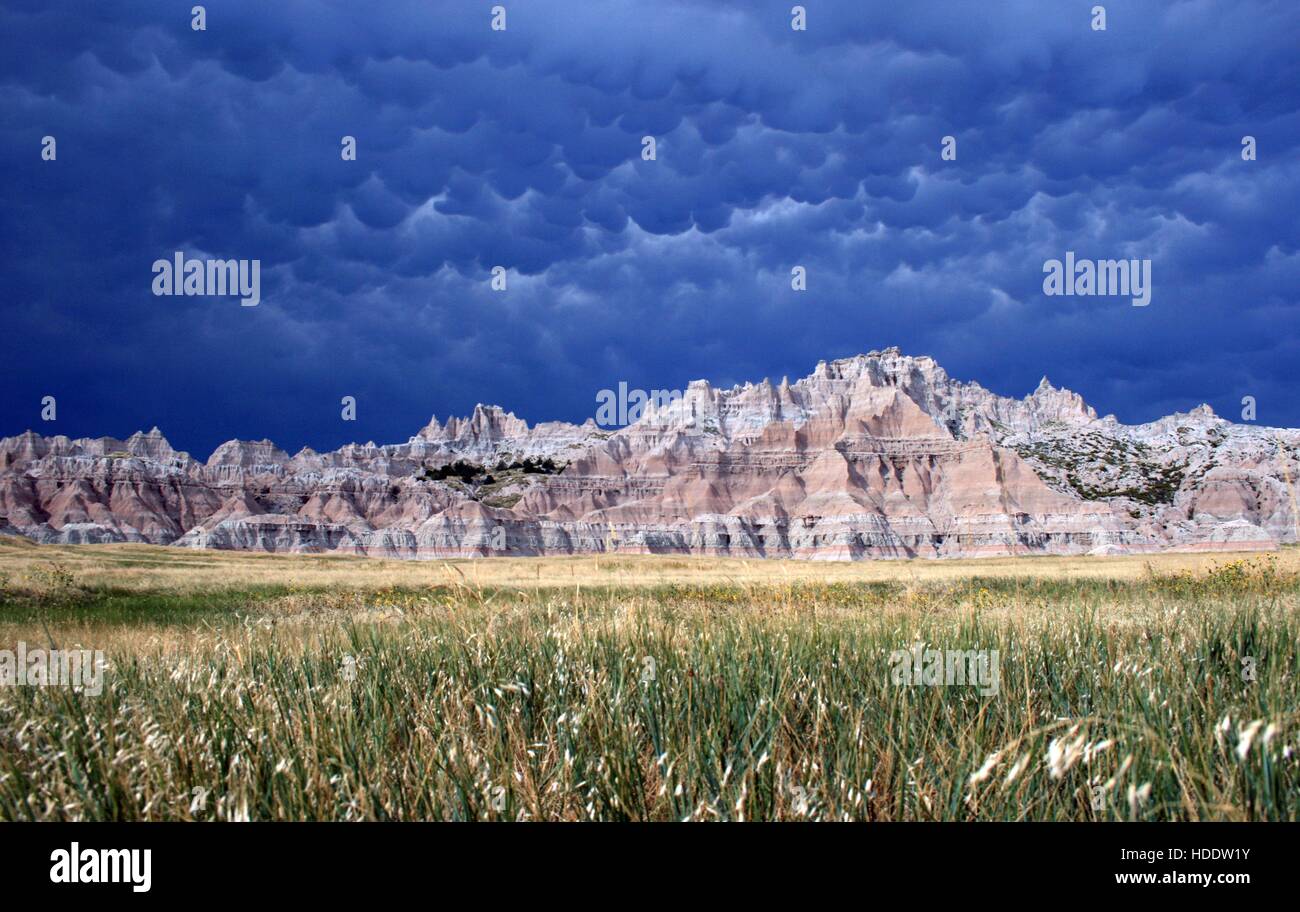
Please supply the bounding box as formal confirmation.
[2,534,1294,593]
[2,549,1297,821]
[2,537,1298,821]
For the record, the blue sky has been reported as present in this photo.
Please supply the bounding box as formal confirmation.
[2,0,1298,457]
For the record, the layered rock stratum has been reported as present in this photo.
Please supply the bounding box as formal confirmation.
[2,349,1296,559]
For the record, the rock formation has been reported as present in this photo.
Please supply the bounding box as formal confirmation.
[2,349,1295,559]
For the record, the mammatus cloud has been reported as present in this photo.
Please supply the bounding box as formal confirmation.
[2,0,1298,454]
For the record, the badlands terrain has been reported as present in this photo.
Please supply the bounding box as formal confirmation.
[1,349,1296,559]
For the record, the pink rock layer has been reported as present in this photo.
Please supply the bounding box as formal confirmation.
[2,349,1295,560]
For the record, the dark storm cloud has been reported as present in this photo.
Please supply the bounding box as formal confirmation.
[2,0,1298,455]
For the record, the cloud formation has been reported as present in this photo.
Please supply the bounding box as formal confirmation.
[2,0,1298,455]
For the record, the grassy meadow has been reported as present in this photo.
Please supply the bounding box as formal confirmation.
[1,536,1298,821]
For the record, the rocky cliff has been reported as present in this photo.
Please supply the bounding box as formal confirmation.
[2,349,1295,559]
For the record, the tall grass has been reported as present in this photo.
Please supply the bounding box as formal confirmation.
[0,557,1296,820]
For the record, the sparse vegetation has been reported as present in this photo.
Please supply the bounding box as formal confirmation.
[1014,434,1187,505]
[24,560,80,609]
[420,459,487,484]
[418,457,566,501]
[481,492,524,509]
[419,456,564,484]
